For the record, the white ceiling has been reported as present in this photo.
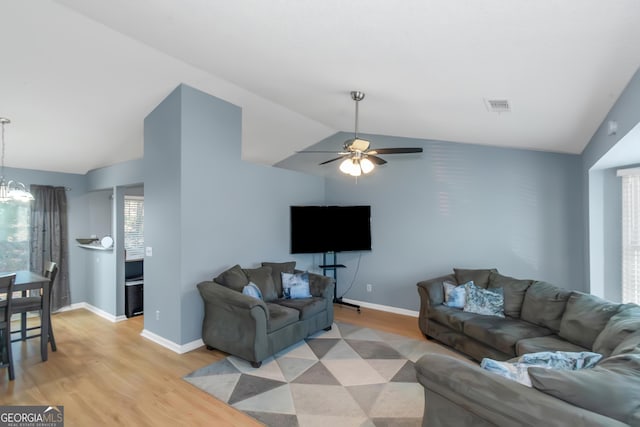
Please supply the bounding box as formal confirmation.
[1,0,639,174]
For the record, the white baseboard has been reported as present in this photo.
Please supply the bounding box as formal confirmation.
[340,298,419,318]
[140,329,204,354]
[61,302,204,354]
[58,302,127,323]
[58,299,415,355]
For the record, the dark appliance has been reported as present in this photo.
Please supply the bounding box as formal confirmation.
[125,260,143,318]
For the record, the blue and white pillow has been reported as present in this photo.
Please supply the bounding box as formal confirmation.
[481,351,602,387]
[281,272,312,299]
[463,281,505,317]
[443,281,467,309]
[242,282,263,300]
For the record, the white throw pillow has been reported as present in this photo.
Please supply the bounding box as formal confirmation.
[443,280,467,309]
[281,272,312,299]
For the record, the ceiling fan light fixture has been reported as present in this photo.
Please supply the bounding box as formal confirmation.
[301,90,422,176]
[340,158,362,177]
[360,158,374,174]
[339,157,374,177]
[346,138,370,152]
[339,158,354,174]
[349,160,362,177]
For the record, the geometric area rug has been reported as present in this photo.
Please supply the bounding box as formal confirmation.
[184,322,431,427]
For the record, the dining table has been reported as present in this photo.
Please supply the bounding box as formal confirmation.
[2,270,51,362]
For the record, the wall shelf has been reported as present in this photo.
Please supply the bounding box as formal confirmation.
[77,244,113,251]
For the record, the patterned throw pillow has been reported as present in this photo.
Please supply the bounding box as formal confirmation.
[281,272,312,299]
[464,281,505,317]
[443,281,467,309]
[242,282,263,300]
[480,351,602,387]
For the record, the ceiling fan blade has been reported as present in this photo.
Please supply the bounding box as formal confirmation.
[366,155,387,165]
[368,147,423,155]
[319,155,349,165]
[297,150,347,154]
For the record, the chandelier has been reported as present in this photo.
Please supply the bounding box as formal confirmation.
[0,118,34,202]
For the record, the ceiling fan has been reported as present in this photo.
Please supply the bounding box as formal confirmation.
[299,91,423,177]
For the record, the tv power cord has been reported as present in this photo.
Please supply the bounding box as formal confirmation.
[338,252,362,299]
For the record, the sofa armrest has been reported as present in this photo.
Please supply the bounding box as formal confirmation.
[417,274,454,337]
[417,274,454,307]
[415,353,627,427]
[300,270,335,300]
[197,281,271,362]
[198,280,269,318]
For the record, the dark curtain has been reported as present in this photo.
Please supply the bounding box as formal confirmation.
[29,185,70,311]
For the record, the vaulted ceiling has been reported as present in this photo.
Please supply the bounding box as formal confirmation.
[2,1,639,174]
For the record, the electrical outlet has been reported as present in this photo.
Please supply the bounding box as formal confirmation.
[366,283,372,292]
[155,310,160,320]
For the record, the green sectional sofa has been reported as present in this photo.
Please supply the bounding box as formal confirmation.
[197,262,334,367]
[415,268,640,426]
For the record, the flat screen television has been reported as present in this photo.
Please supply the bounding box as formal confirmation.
[290,205,372,254]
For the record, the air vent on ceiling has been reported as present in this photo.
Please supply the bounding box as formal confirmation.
[484,99,511,112]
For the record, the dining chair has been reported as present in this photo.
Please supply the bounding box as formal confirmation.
[11,262,59,351]
[0,273,16,380]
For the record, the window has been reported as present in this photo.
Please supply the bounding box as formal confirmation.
[0,201,30,271]
[124,196,144,261]
[620,168,640,304]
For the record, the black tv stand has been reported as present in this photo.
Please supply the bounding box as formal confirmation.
[320,252,361,312]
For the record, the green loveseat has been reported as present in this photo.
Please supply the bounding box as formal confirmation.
[415,268,640,426]
[197,262,334,367]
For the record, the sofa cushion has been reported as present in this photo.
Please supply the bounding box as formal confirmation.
[516,335,588,356]
[276,297,326,320]
[520,281,570,333]
[214,264,249,293]
[559,292,620,349]
[529,353,640,425]
[265,302,300,332]
[243,266,278,302]
[612,330,640,356]
[262,261,296,297]
[463,316,553,356]
[593,303,640,357]
[428,305,483,333]
[454,268,497,288]
[488,272,532,318]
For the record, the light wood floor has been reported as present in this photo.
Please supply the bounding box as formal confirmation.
[0,305,457,426]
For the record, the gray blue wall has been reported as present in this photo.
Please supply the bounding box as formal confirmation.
[1,167,88,304]
[602,168,622,301]
[315,133,583,311]
[86,159,144,191]
[78,161,145,316]
[144,84,325,344]
[143,85,182,341]
[581,67,640,298]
